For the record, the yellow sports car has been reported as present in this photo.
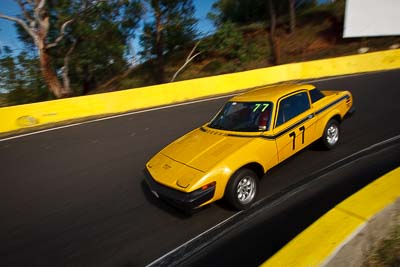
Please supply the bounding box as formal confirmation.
[144,84,354,211]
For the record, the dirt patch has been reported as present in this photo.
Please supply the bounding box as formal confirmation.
[307,37,332,51]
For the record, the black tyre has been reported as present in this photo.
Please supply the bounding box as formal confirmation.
[224,168,259,210]
[321,119,340,150]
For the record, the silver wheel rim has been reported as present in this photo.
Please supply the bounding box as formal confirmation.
[326,124,339,146]
[236,176,256,205]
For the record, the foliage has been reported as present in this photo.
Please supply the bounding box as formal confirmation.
[64,1,143,94]
[211,22,244,59]
[300,0,345,22]
[1,0,399,107]
[8,0,143,97]
[205,21,267,65]
[202,60,223,73]
[140,0,197,59]
[208,0,317,26]
[208,0,266,26]
[0,47,49,105]
[57,0,143,94]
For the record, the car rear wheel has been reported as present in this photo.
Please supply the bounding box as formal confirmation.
[321,119,340,150]
[224,168,259,210]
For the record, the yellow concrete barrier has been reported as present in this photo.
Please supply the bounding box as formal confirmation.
[1,49,400,134]
[261,167,400,267]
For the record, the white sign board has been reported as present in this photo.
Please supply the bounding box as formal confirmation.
[343,0,400,37]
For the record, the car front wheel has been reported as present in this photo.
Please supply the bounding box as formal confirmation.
[224,168,259,210]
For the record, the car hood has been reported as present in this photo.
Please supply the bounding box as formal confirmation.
[160,127,253,172]
[147,152,204,190]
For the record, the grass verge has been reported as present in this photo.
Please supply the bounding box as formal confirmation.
[363,213,400,267]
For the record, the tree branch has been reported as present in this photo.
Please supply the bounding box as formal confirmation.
[37,0,45,10]
[16,0,34,23]
[171,41,201,82]
[33,0,50,38]
[0,13,37,42]
[34,0,46,20]
[185,40,200,62]
[46,19,74,49]
[33,0,47,33]
[61,40,77,94]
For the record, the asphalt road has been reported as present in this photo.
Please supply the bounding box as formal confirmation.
[1,70,399,267]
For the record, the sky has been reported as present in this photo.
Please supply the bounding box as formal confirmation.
[0,0,25,53]
[0,0,216,55]
[195,0,216,36]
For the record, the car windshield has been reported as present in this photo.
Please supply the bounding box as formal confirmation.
[208,101,273,132]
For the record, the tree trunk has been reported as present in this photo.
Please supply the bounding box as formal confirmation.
[268,0,276,37]
[269,35,280,65]
[154,0,165,84]
[39,48,72,98]
[82,65,92,95]
[268,0,280,65]
[155,39,165,84]
[289,0,296,34]
[0,2,77,99]
[61,41,77,96]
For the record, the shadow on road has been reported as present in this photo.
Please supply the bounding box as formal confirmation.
[139,179,195,219]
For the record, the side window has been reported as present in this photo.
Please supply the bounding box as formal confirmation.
[309,89,325,103]
[276,92,310,127]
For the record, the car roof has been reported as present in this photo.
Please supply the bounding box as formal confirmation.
[230,84,315,102]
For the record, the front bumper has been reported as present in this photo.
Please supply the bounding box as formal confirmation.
[143,169,215,210]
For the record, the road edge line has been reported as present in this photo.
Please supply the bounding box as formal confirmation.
[260,167,400,267]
